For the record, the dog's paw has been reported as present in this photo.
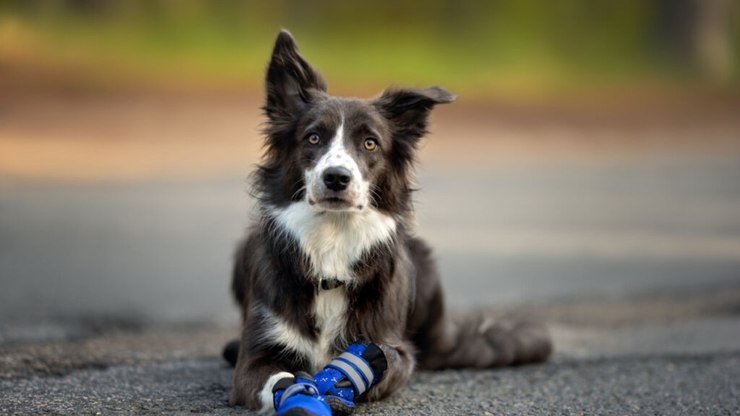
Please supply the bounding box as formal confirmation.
[221,339,240,367]
[478,316,552,366]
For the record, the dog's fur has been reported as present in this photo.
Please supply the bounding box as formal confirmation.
[229,30,552,412]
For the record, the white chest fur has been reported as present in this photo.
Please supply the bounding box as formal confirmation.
[269,201,397,282]
[312,287,349,369]
[264,201,396,370]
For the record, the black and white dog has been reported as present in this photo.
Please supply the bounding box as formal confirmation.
[227,30,551,414]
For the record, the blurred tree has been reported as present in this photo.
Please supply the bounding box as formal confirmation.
[0,0,737,94]
[693,0,732,81]
[656,0,733,81]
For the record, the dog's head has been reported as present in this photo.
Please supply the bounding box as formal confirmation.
[257,30,454,215]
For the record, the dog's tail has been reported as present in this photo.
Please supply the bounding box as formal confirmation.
[222,339,240,367]
[415,311,552,370]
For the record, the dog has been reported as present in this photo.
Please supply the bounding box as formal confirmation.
[226,30,552,414]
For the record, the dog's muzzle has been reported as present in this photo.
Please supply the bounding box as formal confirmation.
[322,167,352,192]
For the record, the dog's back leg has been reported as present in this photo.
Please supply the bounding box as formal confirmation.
[418,311,552,369]
[363,340,416,402]
[408,238,552,369]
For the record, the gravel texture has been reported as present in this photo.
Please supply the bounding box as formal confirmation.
[2,352,738,415]
[3,289,740,414]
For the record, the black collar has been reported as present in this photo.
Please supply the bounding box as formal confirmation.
[319,278,345,291]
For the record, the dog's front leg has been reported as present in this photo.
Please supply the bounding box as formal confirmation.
[230,332,312,413]
[230,353,293,411]
[363,340,415,401]
[312,339,415,406]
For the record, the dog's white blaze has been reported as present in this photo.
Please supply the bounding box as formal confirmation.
[259,371,294,414]
[260,118,396,379]
[270,200,396,279]
[305,118,370,209]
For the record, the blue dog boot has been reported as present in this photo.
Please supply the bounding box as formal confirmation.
[314,343,387,415]
[273,372,332,416]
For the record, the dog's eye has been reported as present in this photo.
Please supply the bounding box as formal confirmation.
[306,133,320,145]
[363,138,378,151]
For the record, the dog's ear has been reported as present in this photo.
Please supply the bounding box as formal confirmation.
[374,87,454,164]
[264,30,327,121]
[374,86,455,141]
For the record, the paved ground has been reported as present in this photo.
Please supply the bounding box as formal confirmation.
[3,352,739,415]
[2,288,740,415]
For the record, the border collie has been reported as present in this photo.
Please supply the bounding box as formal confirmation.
[227,30,551,414]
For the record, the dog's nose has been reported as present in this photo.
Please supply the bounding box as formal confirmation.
[323,167,352,192]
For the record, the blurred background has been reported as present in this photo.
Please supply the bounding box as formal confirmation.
[1,0,740,341]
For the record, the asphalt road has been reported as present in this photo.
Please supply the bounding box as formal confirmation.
[2,353,739,415]
[2,289,740,415]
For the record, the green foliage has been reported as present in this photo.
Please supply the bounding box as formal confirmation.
[1,0,737,96]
